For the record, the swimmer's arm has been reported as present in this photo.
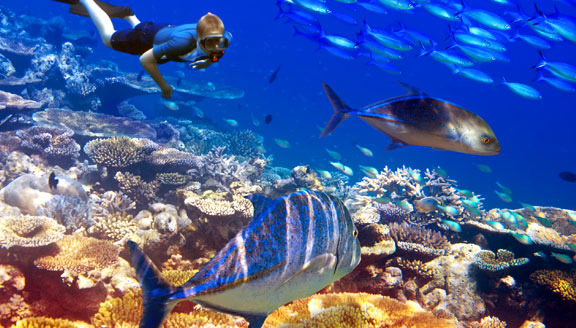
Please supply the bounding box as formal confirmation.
[140,49,173,99]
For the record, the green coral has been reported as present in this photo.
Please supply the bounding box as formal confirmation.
[474,249,529,273]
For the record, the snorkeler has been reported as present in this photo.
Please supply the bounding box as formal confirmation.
[53,0,230,99]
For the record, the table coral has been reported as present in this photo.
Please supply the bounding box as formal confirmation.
[84,137,158,168]
[530,270,576,302]
[0,90,42,112]
[265,292,456,328]
[474,249,529,273]
[33,108,157,139]
[16,126,80,163]
[357,223,396,259]
[0,215,64,248]
[34,235,119,274]
[145,147,203,173]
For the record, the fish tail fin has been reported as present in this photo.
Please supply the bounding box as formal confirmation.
[533,50,547,69]
[417,40,434,57]
[127,241,179,328]
[320,82,352,138]
[534,71,545,82]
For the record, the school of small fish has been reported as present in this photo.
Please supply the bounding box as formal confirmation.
[276,0,576,99]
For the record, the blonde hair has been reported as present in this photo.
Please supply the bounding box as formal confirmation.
[197,13,225,39]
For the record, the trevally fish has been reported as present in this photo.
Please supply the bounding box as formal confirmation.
[319,82,500,155]
[535,72,576,93]
[499,77,542,100]
[127,190,361,328]
[451,66,493,84]
[534,50,576,82]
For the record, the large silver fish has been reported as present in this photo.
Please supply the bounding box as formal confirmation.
[127,190,361,328]
[320,82,500,155]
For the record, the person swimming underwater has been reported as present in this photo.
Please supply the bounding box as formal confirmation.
[53,0,230,99]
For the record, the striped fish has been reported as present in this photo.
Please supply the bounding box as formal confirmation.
[127,190,361,328]
[319,82,500,155]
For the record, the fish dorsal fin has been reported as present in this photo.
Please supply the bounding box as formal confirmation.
[246,194,274,218]
[280,254,337,288]
[398,82,428,97]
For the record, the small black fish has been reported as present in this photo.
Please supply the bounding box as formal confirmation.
[559,171,576,183]
[176,76,183,87]
[264,114,273,124]
[268,65,281,84]
[48,171,59,190]
[136,71,144,81]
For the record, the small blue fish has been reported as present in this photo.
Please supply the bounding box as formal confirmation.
[319,82,500,155]
[495,190,512,202]
[534,51,576,82]
[512,233,533,245]
[317,170,332,179]
[535,72,576,93]
[361,21,414,52]
[485,220,506,231]
[496,181,513,196]
[325,148,342,161]
[499,77,542,100]
[551,252,574,264]
[359,165,379,178]
[533,215,553,228]
[510,32,551,50]
[441,219,462,232]
[292,0,332,14]
[438,205,460,217]
[457,189,474,197]
[435,166,449,178]
[127,191,361,328]
[519,202,536,211]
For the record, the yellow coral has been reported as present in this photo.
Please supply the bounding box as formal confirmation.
[476,316,507,328]
[181,190,253,218]
[530,270,576,302]
[11,317,92,328]
[89,212,138,242]
[161,269,198,287]
[265,292,456,328]
[0,215,65,249]
[34,235,119,274]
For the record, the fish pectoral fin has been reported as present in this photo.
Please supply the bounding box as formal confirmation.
[384,138,407,150]
[397,82,428,98]
[280,254,337,287]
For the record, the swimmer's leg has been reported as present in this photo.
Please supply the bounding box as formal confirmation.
[78,0,115,47]
[124,15,141,28]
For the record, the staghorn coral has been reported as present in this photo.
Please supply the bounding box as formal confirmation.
[34,235,119,274]
[265,292,457,328]
[16,126,80,163]
[114,171,160,206]
[89,212,138,243]
[11,317,92,328]
[530,270,576,302]
[0,215,64,248]
[84,137,158,168]
[388,222,449,257]
[32,108,157,139]
[474,249,529,273]
[37,195,92,232]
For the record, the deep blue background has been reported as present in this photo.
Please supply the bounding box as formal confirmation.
[5,0,576,210]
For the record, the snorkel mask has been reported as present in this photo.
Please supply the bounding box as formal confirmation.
[200,32,232,62]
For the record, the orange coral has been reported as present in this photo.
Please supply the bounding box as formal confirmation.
[530,270,576,302]
[473,316,507,328]
[34,235,119,274]
[11,317,92,328]
[265,292,456,328]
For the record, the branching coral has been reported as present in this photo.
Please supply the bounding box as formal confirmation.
[530,270,576,302]
[357,223,396,258]
[471,316,507,328]
[34,235,119,274]
[155,173,191,186]
[145,147,203,173]
[0,215,65,248]
[265,292,457,327]
[84,137,158,168]
[352,166,483,227]
[388,222,449,257]
[387,257,437,280]
[37,195,92,232]
[114,171,160,206]
[88,212,138,243]
[16,126,80,162]
[474,249,529,273]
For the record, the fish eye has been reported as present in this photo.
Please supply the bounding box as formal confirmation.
[352,228,358,238]
[481,137,492,144]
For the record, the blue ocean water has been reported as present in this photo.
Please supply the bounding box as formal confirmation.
[6,0,575,211]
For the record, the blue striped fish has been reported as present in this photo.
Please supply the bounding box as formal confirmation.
[127,190,361,328]
[319,82,500,155]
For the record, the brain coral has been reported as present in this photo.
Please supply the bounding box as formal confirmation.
[0,215,64,248]
[84,137,158,168]
[33,235,119,274]
[265,292,456,328]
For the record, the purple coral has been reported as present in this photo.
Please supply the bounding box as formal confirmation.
[15,126,80,164]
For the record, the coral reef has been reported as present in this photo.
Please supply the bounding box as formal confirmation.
[16,126,80,163]
[145,147,202,173]
[33,108,157,138]
[114,171,160,206]
[474,249,529,274]
[0,90,42,113]
[33,235,119,274]
[88,191,135,218]
[11,317,93,328]
[227,129,264,159]
[0,215,64,248]
[37,195,92,232]
[357,223,396,259]
[530,270,576,302]
[265,292,457,327]
[88,211,138,243]
[388,222,450,257]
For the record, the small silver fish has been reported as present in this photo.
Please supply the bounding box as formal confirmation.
[127,191,360,328]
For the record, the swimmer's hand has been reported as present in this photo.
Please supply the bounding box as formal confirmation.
[189,58,212,70]
[161,84,173,99]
